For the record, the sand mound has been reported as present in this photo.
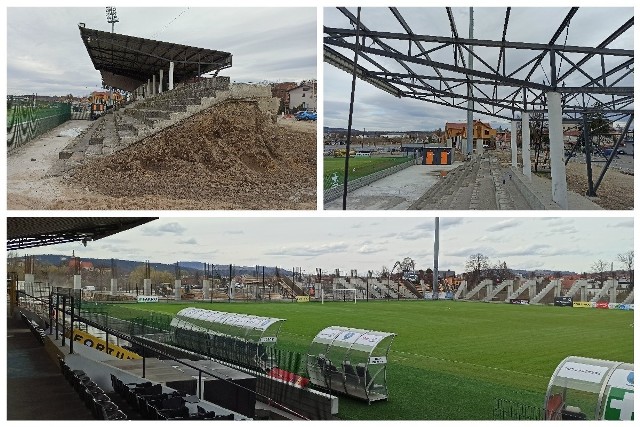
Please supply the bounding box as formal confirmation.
[72,101,316,209]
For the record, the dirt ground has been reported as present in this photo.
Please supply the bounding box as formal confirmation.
[493,149,633,210]
[8,102,317,210]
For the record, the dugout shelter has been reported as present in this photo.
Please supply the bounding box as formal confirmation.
[307,326,395,403]
[545,356,634,420]
[170,307,285,370]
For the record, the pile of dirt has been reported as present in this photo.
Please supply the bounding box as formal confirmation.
[71,101,316,209]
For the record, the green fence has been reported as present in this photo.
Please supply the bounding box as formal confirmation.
[7,95,71,151]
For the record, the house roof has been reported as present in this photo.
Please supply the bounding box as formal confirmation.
[78,25,232,92]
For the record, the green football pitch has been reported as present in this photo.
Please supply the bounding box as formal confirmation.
[119,300,634,420]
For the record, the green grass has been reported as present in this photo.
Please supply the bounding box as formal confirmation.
[323,156,411,189]
[111,300,634,420]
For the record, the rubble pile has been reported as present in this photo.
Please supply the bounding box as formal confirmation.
[72,100,316,209]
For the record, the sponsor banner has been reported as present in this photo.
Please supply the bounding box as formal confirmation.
[334,330,363,345]
[137,295,158,303]
[509,299,529,305]
[444,292,454,300]
[353,333,384,348]
[71,329,141,359]
[259,336,277,343]
[615,304,634,311]
[268,367,309,388]
[607,369,634,390]
[557,361,608,383]
[554,296,573,307]
[295,296,310,303]
[315,327,343,342]
[572,301,594,308]
[596,301,610,309]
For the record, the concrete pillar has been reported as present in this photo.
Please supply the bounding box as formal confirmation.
[159,70,164,94]
[152,74,156,95]
[555,280,562,298]
[580,286,587,302]
[147,79,151,98]
[547,91,568,209]
[476,139,483,155]
[169,61,175,90]
[144,278,151,296]
[110,278,118,296]
[510,120,518,167]
[522,112,532,180]
[174,280,181,301]
[202,279,210,300]
[610,279,617,303]
[73,274,82,290]
[24,273,34,294]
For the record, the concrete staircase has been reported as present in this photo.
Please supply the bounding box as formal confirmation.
[507,280,536,301]
[280,276,305,296]
[409,153,534,210]
[483,280,510,302]
[400,280,422,298]
[590,280,617,303]
[621,290,634,304]
[565,279,589,300]
[530,280,558,304]
[454,281,467,299]
[464,279,492,300]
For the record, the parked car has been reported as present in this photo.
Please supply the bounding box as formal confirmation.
[295,111,317,121]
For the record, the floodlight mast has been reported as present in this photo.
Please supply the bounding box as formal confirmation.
[106,7,119,34]
[432,217,439,300]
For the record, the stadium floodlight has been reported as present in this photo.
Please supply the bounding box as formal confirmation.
[106,7,119,33]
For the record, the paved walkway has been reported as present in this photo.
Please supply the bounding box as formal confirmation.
[324,164,459,210]
[6,310,94,420]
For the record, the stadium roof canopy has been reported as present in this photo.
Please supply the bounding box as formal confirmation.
[78,25,232,92]
[7,217,157,250]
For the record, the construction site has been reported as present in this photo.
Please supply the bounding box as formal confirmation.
[324,7,633,210]
[7,19,316,210]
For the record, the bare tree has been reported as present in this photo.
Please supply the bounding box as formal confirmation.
[487,260,515,283]
[618,250,634,289]
[591,259,609,288]
[465,253,490,286]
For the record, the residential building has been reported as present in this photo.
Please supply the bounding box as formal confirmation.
[288,80,317,111]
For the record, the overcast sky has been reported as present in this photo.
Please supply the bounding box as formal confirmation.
[16,216,634,275]
[6,6,316,96]
[323,6,634,131]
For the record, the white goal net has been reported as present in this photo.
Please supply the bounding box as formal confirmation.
[323,288,357,304]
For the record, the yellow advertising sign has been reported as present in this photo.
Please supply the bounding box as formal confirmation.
[572,301,593,308]
[71,329,141,359]
[296,296,310,303]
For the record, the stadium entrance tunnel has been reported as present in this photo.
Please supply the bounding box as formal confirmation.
[307,326,396,403]
[169,307,285,371]
[545,356,634,421]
